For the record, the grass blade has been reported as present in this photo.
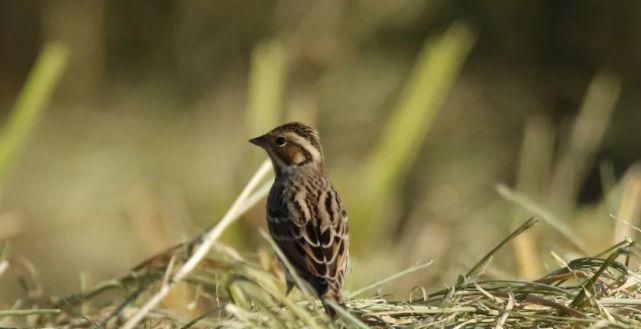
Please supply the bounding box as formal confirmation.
[0,42,68,182]
[465,218,539,280]
[496,184,588,253]
[353,22,476,243]
[248,40,287,135]
[349,260,433,298]
[120,160,272,329]
[548,71,621,214]
[324,299,370,329]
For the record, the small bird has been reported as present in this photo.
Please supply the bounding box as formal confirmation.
[249,122,349,317]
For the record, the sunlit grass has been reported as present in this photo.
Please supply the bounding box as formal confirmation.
[2,215,638,328]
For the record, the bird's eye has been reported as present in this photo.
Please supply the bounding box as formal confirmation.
[275,136,287,147]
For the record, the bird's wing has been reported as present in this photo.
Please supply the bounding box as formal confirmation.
[267,188,348,294]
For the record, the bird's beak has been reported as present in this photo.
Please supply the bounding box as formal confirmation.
[249,134,268,147]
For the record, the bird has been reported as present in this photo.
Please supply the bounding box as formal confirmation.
[249,122,349,317]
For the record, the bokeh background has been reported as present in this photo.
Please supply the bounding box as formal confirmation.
[1,1,640,305]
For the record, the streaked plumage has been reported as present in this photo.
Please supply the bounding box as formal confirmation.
[249,122,349,317]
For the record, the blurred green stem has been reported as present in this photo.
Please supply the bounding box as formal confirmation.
[248,40,287,135]
[511,115,554,278]
[238,39,286,248]
[353,22,476,244]
[496,184,588,254]
[614,165,641,243]
[0,42,68,183]
[548,71,621,215]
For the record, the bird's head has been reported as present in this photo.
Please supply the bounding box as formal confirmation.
[249,122,324,174]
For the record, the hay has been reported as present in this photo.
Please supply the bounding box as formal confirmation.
[2,220,640,328]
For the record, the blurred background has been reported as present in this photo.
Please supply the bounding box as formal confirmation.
[1,0,640,306]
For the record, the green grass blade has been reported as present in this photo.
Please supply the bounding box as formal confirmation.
[349,260,433,298]
[324,299,370,329]
[496,184,588,253]
[548,71,621,214]
[465,218,539,280]
[0,309,61,317]
[353,22,476,243]
[248,40,287,135]
[0,42,68,183]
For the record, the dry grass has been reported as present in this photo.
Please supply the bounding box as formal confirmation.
[1,217,639,328]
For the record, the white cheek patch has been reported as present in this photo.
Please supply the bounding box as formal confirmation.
[284,132,321,162]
